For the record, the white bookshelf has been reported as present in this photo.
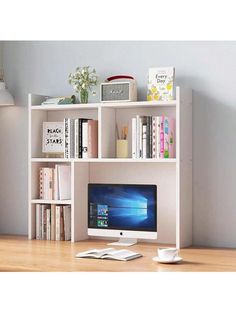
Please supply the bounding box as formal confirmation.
[28,87,192,248]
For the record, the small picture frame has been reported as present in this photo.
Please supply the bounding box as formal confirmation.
[42,122,64,154]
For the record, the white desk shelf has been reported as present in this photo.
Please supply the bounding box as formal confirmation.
[28,87,192,248]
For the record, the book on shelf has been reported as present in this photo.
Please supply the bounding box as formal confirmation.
[76,248,142,261]
[132,115,175,159]
[36,204,71,241]
[60,206,65,241]
[41,95,76,105]
[36,204,42,240]
[41,204,48,240]
[64,118,98,159]
[39,165,71,200]
[46,208,51,240]
[39,168,53,200]
[147,67,175,101]
[88,120,98,158]
[51,204,56,241]
[63,205,71,241]
[82,120,88,158]
[57,165,71,200]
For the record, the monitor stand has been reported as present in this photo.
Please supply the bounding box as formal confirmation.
[107,238,137,247]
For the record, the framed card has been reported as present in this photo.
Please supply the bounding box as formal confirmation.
[42,121,64,154]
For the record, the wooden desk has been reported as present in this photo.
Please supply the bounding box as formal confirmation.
[0,235,236,271]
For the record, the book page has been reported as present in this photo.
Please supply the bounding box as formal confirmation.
[76,248,115,258]
[103,249,139,259]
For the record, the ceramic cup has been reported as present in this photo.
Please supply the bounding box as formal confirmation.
[116,140,128,158]
[157,247,179,261]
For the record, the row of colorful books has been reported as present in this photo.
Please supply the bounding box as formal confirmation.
[39,165,71,200]
[64,118,98,159]
[36,204,71,241]
[132,115,175,159]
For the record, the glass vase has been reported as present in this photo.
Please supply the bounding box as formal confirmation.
[80,89,89,104]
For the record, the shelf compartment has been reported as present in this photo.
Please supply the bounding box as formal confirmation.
[101,106,176,159]
[30,108,98,158]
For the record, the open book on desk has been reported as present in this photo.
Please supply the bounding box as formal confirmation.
[76,248,142,261]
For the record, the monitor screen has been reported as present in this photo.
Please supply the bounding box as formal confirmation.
[88,184,157,232]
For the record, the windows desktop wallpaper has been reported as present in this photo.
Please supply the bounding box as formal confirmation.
[88,184,157,231]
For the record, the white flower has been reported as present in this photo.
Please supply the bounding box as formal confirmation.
[68,66,98,92]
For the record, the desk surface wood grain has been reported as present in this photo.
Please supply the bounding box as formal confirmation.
[0,235,236,272]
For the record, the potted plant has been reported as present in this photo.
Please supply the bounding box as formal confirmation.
[68,66,98,104]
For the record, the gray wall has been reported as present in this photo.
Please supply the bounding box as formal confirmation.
[1,41,236,247]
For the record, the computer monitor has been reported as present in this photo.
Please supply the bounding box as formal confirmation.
[88,184,157,246]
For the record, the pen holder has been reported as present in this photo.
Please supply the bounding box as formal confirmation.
[116,140,128,158]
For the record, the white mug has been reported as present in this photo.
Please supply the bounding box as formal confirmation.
[158,247,178,261]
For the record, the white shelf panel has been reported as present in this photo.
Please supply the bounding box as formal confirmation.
[31,158,73,162]
[31,104,99,110]
[31,199,72,204]
[89,158,177,163]
[30,100,176,111]
[31,157,176,163]
[101,100,176,109]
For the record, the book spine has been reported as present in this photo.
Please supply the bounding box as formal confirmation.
[132,118,136,159]
[51,204,55,241]
[87,121,91,159]
[55,205,61,241]
[41,205,47,240]
[78,119,82,158]
[57,165,71,200]
[54,165,58,200]
[64,118,69,159]
[160,115,165,158]
[39,168,43,199]
[168,117,176,158]
[149,116,153,158]
[74,119,79,159]
[70,119,75,159]
[152,117,156,158]
[36,204,41,240]
[156,117,161,158]
[146,116,150,158]
[39,204,42,240]
[88,120,98,158]
[46,208,51,240]
[142,125,147,159]
[136,116,140,158]
[63,205,71,241]
[43,168,48,200]
[68,118,71,158]
[82,121,88,158]
[139,117,143,158]
[164,117,169,158]
[60,206,65,241]
[48,168,53,200]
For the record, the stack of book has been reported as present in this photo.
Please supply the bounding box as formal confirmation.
[36,204,71,241]
[132,115,175,159]
[39,165,71,200]
[64,118,98,159]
